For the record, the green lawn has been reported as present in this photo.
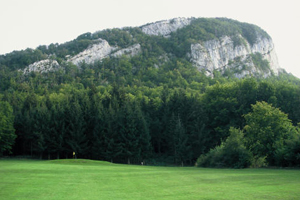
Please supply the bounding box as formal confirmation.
[0,159,299,200]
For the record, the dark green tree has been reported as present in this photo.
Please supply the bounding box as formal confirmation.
[196,127,252,168]
[244,101,297,165]
[119,101,141,164]
[31,104,51,159]
[133,101,152,164]
[172,115,191,166]
[101,102,123,163]
[45,104,66,159]
[64,99,88,158]
[0,101,16,155]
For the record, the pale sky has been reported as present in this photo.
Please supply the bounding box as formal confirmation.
[1,0,299,77]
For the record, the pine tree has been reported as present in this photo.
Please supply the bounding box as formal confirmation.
[101,102,122,163]
[45,104,66,159]
[136,105,152,164]
[91,101,106,160]
[119,101,139,164]
[170,115,191,166]
[32,104,50,159]
[0,101,16,156]
[64,99,88,158]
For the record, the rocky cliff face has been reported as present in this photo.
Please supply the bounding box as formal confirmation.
[67,39,117,66]
[110,44,141,58]
[190,34,280,77]
[141,17,192,36]
[23,40,141,73]
[67,39,141,66]
[140,17,281,77]
[23,59,60,74]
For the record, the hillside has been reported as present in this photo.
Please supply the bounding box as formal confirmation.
[1,17,300,167]
[1,17,283,78]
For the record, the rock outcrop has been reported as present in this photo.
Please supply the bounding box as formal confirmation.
[190,34,280,77]
[141,17,192,36]
[67,39,117,66]
[68,39,141,66]
[23,59,60,74]
[111,44,141,58]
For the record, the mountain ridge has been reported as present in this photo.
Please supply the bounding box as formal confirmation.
[1,17,284,78]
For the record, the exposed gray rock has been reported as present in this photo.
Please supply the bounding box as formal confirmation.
[141,17,192,36]
[111,44,141,58]
[68,39,117,65]
[190,34,281,77]
[68,38,141,66]
[23,59,60,74]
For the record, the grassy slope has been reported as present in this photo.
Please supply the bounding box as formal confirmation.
[0,159,299,200]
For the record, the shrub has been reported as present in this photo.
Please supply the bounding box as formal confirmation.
[196,127,252,168]
[274,131,300,167]
[250,156,268,168]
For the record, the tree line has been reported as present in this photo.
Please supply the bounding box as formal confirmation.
[1,77,300,167]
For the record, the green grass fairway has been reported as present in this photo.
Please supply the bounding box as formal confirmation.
[1,159,300,200]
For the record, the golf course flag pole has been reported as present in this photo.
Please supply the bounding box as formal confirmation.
[73,152,75,159]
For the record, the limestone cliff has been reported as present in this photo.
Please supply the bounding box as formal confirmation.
[190,34,280,77]
[67,39,141,66]
[140,17,281,78]
[141,17,192,36]
[23,59,60,74]
[67,39,117,66]
[110,44,141,58]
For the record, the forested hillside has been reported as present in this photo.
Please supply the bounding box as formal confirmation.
[0,17,300,167]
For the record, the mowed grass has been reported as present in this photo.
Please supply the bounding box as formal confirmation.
[0,159,300,200]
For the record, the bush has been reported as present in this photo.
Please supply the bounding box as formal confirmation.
[196,127,252,168]
[196,145,224,168]
[250,156,268,168]
[274,131,300,167]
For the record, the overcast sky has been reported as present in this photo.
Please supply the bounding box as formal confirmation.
[1,0,299,77]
